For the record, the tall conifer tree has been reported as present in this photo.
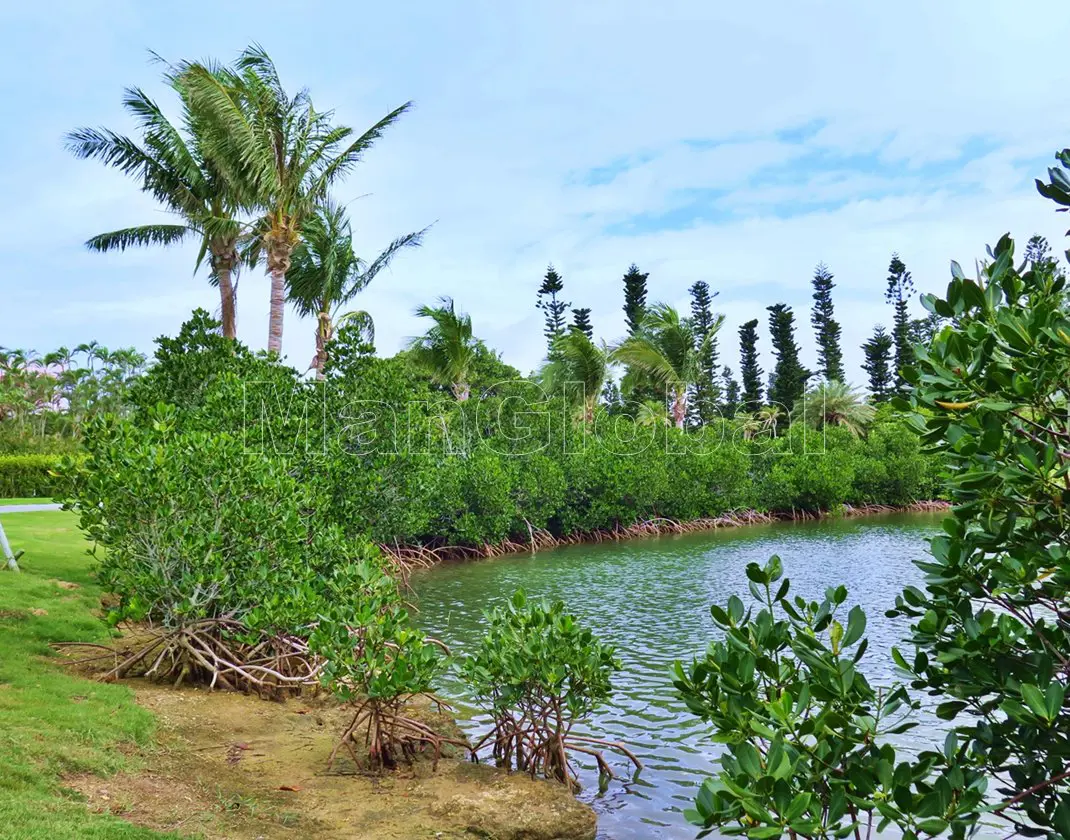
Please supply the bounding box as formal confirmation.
[622,263,649,335]
[862,325,894,402]
[767,303,809,413]
[721,365,740,418]
[810,262,845,382]
[570,307,593,338]
[536,264,569,352]
[738,319,763,412]
[688,280,722,424]
[885,254,915,396]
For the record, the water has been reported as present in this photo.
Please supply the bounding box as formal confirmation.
[412,513,949,839]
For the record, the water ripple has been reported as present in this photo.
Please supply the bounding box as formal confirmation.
[413,513,979,840]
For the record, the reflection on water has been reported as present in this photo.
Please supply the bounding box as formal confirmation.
[412,513,969,840]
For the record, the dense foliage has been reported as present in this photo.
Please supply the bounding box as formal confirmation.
[681,230,1070,839]
[59,401,385,695]
[99,313,940,559]
[675,556,984,839]
[890,234,1070,837]
[0,344,145,451]
[0,454,69,498]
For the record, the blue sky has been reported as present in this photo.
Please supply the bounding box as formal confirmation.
[2,1,1069,383]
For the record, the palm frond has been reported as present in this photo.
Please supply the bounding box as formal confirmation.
[308,102,414,198]
[612,335,681,389]
[406,297,477,393]
[85,225,192,253]
[344,226,427,305]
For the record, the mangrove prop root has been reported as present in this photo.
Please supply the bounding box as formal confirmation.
[379,503,951,569]
[471,713,642,790]
[52,620,322,698]
[327,696,473,773]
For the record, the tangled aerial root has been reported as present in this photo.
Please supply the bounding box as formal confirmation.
[472,711,642,791]
[53,618,321,698]
[379,503,950,568]
[327,694,472,773]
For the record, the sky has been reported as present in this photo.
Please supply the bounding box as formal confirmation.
[2,1,1069,385]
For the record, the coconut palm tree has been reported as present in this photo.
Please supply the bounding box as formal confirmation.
[791,380,876,438]
[66,64,249,339]
[287,201,424,377]
[406,297,477,401]
[538,330,612,424]
[612,303,721,429]
[757,404,782,437]
[181,45,412,354]
[635,399,671,428]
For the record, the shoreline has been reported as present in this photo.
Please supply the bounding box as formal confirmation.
[381,500,951,568]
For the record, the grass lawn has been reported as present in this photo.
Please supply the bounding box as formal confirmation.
[0,509,176,839]
[0,499,59,507]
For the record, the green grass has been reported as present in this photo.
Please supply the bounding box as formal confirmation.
[0,510,175,839]
[0,498,59,506]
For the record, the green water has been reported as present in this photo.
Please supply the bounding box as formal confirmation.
[412,513,948,840]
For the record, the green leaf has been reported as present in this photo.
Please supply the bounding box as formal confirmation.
[735,742,762,778]
[1021,683,1050,721]
[842,605,866,647]
[785,792,811,821]
[1046,681,1065,719]
[935,700,966,720]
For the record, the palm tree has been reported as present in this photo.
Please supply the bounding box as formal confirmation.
[182,45,412,354]
[538,330,612,424]
[734,411,761,441]
[612,303,721,429]
[407,297,477,401]
[635,399,671,428]
[791,380,876,438]
[66,63,249,339]
[287,201,424,377]
[757,405,782,437]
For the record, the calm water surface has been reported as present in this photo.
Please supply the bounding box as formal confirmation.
[413,513,956,840]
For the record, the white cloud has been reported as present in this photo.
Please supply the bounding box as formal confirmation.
[2,0,1069,386]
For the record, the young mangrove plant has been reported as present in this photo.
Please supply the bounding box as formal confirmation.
[462,590,641,789]
[311,562,467,771]
[674,556,985,839]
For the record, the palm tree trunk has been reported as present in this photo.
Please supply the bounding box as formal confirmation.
[266,238,294,355]
[313,308,332,380]
[217,266,237,340]
[267,267,286,354]
[453,382,470,401]
[673,390,687,429]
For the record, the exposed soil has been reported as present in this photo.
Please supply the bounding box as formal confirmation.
[61,679,596,840]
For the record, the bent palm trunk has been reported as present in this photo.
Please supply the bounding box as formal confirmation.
[313,308,333,379]
[672,389,687,429]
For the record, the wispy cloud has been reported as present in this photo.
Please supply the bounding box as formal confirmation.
[2,0,1068,386]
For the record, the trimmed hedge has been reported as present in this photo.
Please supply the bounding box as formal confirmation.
[0,454,69,499]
